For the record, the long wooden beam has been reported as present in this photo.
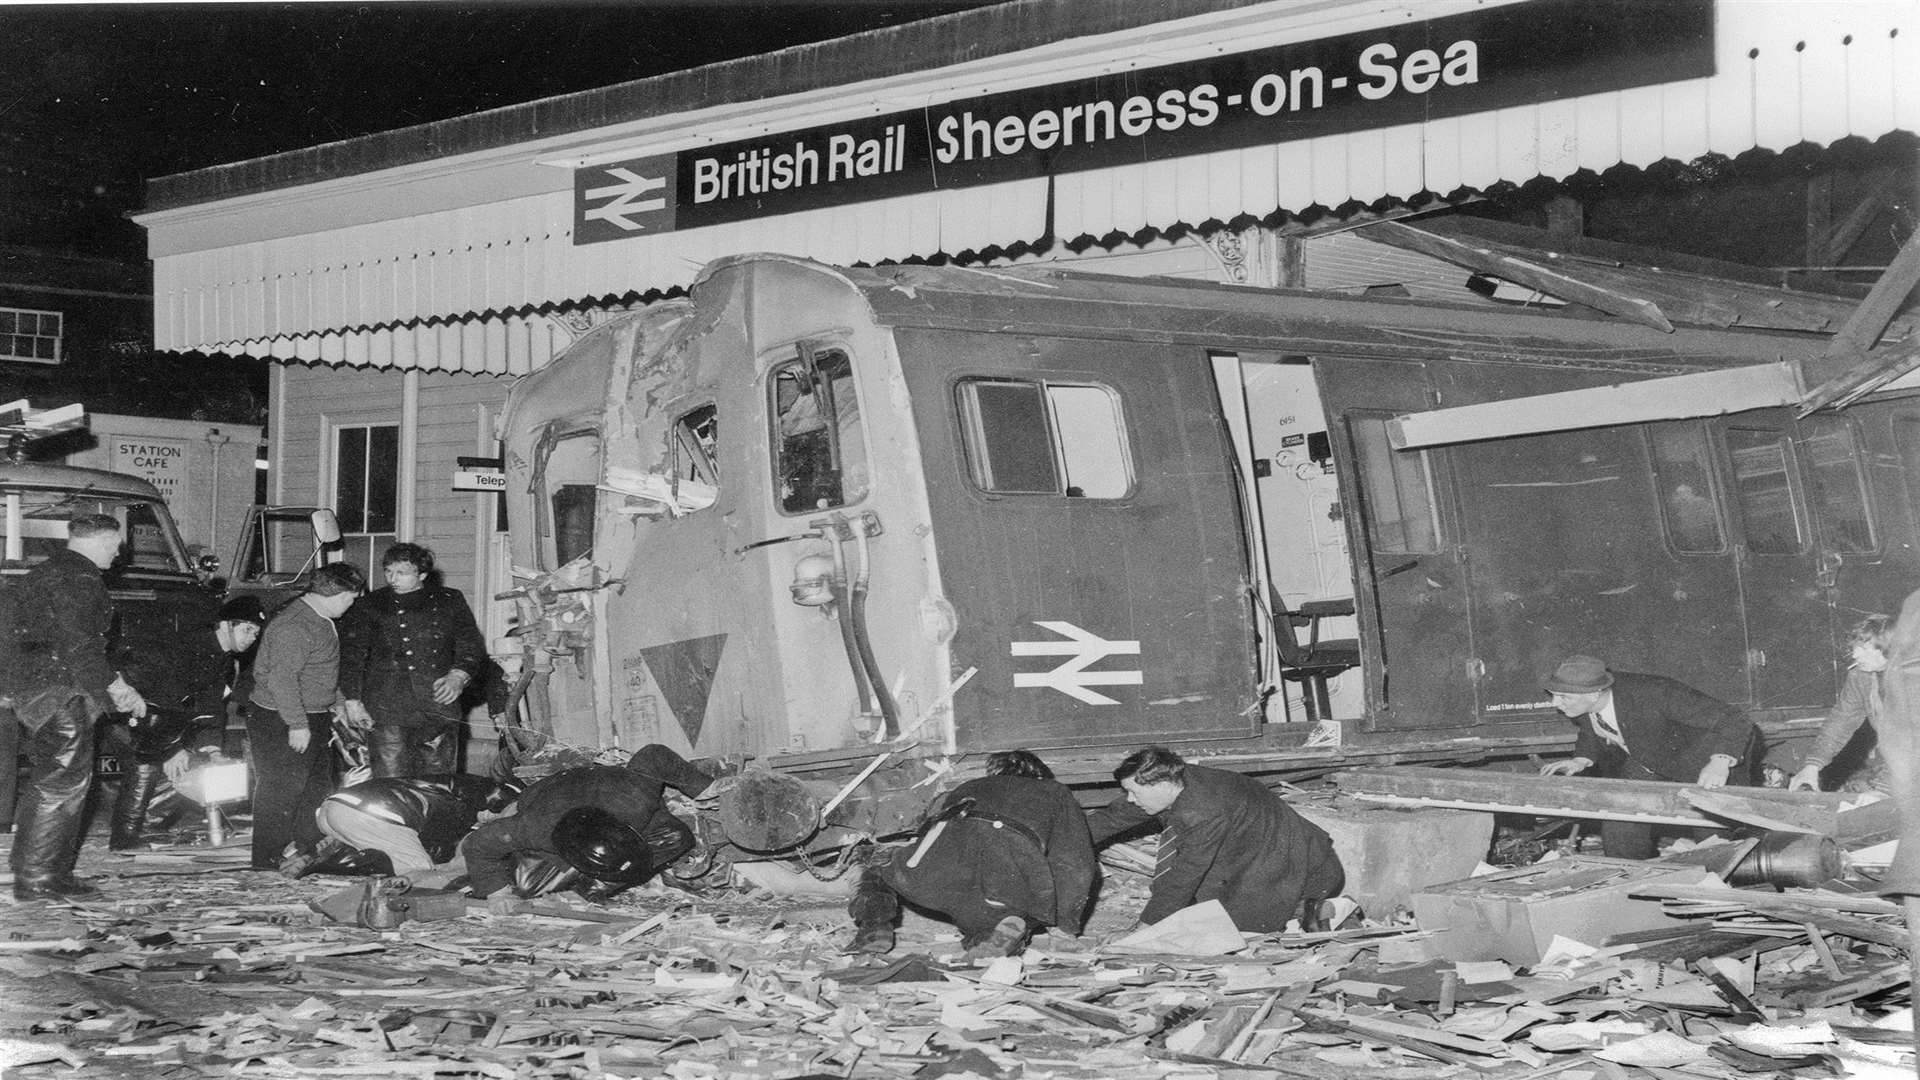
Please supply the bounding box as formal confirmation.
[1798,230,1920,414]
[1331,765,1866,833]
[1370,221,1675,332]
[1387,362,1801,450]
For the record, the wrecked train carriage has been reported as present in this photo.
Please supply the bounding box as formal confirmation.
[497,254,1900,850]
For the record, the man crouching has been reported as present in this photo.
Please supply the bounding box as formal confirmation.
[460,744,716,902]
[847,749,1096,961]
[1088,745,1344,934]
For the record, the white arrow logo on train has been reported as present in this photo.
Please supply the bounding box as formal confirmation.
[1011,621,1142,705]
[584,167,667,231]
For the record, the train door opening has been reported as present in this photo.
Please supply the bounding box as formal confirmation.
[1226,353,1362,723]
[1313,356,1481,731]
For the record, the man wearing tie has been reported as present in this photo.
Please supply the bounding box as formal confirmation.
[1537,654,1762,859]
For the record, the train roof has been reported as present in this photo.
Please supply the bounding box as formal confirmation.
[696,228,1893,378]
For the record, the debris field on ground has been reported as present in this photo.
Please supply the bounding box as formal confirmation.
[2,823,1914,1080]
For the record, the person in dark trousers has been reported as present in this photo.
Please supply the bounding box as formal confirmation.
[246,562,364,871]
[338,543,487,779]
[1537,654,1762,858]
[8,514,147,900]
[1087,746,1344,934]
[108,595,264,850]
[293,773,522,881]
[847,749,1096,960]
[460,744,715,900]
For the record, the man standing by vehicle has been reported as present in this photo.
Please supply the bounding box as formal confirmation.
[248,562,365,871]
[10,514,146,900]
[108,596,264,850]
[337,543,486,778]
[1536,654,1761,858]
[1087,746,1344,934]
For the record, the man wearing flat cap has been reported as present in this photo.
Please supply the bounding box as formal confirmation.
[1537,654,1762,858]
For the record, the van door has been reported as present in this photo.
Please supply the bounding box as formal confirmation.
[899,328,1256,750]
[1315,356,1478,731]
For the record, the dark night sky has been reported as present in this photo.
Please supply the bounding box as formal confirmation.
[0,1,992,257]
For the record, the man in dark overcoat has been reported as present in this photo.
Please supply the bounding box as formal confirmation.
[10,514,146,900]
[461,744,714,899]
[848,750,1097,959]
[1087,745,1344,934]
[1537,654,1762,858]
[337,543,487,778]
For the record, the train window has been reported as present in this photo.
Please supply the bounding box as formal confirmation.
[536,429,600,568]
[1896,415,1920,529]
[675,404,719,487]
[1648,423,1725,553]
[1347,413,1440,554]
[771,347,868,515]
[956,378,1132,497]
[1726,427,1808,554]
[1801,416,1876,553]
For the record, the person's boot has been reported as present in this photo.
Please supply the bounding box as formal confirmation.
[109,763,162,851]
[962,915,1029,961]
[846,866,899,955]
[14,874,99,902]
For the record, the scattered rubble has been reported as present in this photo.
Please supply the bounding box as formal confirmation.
[2,821,1913,1079]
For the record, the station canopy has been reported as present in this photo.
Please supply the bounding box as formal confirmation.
[135,0,1917,374]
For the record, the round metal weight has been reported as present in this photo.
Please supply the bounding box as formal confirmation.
[716,771,823,853]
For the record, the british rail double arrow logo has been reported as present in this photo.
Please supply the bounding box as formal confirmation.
[1011,621,1142,705]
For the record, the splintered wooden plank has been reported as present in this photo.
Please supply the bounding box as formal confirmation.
[1790,962,1912,1008]
[1334,766,1850,832]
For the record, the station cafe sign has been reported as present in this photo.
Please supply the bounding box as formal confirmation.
[574,0,1713,244]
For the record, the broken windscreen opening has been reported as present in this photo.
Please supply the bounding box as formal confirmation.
[534,428,602,568]
[771,346,867,514]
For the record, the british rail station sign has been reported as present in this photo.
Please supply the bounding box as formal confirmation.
[574,0,1713,243]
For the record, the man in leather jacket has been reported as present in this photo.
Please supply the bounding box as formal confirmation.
[108,596,263,850]
[296,772,521,882]
[460,744,716,900]
[10,514,147,900]
[847,750,1096,960]
[337,543,487,778]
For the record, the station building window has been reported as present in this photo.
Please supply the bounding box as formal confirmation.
[332,423,398,573]
[771,346,868,514]
[0,307,61,363]
[956,378,1132,498]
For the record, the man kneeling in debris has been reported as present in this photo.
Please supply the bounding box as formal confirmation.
[461,744,717,902]
[287,773,523,884]
[1087,746,1345,934]
[1536,654,1762,859]
[847,749,1096,960]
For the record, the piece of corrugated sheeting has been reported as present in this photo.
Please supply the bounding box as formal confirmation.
[1056,2,1915,239]
[151,1,1913,371]
[196,311,575,377]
